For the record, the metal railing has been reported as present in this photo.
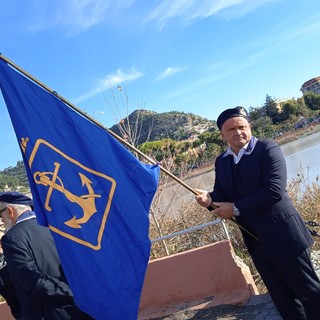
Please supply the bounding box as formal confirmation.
[151,218,230,243]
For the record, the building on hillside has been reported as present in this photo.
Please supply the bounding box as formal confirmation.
[300,77,320,94]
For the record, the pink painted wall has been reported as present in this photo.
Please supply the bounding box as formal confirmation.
[0,302,15,320]
[139,240,258,319]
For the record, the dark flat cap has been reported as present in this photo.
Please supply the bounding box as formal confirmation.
[0,192,33,206]
[217,106,249,130]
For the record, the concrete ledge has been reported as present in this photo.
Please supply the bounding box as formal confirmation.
[139,240,258,319]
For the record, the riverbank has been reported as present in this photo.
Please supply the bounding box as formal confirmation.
[280,129,320,156]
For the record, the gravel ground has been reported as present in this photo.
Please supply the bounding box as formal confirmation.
[311,250,320,277]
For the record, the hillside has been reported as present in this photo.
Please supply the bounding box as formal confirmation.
[0,161,29,192]
[109,109,216,145]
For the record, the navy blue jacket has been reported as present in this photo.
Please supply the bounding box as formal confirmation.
[2,215,88,320]
[0,253,21,318]
[210,139,313,258]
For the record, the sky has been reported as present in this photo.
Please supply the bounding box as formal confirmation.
[0,0,320,170]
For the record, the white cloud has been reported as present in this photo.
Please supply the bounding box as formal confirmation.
[74,68,143,103]
[163,61,248,100]
[15,0,280,34]
[156,66,187,80]
[237,15,320,61]
[27,0,135,34]
[147,0,279,27]
[279,17,320,43]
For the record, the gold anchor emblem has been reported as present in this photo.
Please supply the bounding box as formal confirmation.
[26,138,116,249]
[34,162,101,229]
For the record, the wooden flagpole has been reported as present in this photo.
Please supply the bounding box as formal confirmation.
[0,53,259,241]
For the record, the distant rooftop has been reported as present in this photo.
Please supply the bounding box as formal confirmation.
[300,77,320,94]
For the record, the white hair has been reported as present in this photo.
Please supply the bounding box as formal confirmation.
[0,202,32,217]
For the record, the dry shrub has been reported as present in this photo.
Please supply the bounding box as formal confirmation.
[149,203,228,260]
[275,124,320,145]
[288,178,320,250]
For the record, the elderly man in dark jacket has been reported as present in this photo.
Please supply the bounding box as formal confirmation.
[196,106,320,320]
[0,192,92,320]
[0,229,21,319]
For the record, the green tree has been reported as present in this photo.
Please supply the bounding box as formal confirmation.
[248,106,265,121]
[0,160,29,191]
[281,100,301,120]
[263,95,280,123]
[196,131,225,151]
[251,116,276,139]
[139,139,177,162]
[0,174,21,191]
[303,91,320,110]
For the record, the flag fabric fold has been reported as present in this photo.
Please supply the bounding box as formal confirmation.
[0,59,160,319]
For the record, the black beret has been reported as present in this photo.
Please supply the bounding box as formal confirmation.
[217,106,249,130]
[0,192,33,206]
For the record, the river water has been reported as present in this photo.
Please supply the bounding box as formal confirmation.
[281,131,320,184]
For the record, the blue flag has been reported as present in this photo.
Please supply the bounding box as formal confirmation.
[0,59,159,319]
